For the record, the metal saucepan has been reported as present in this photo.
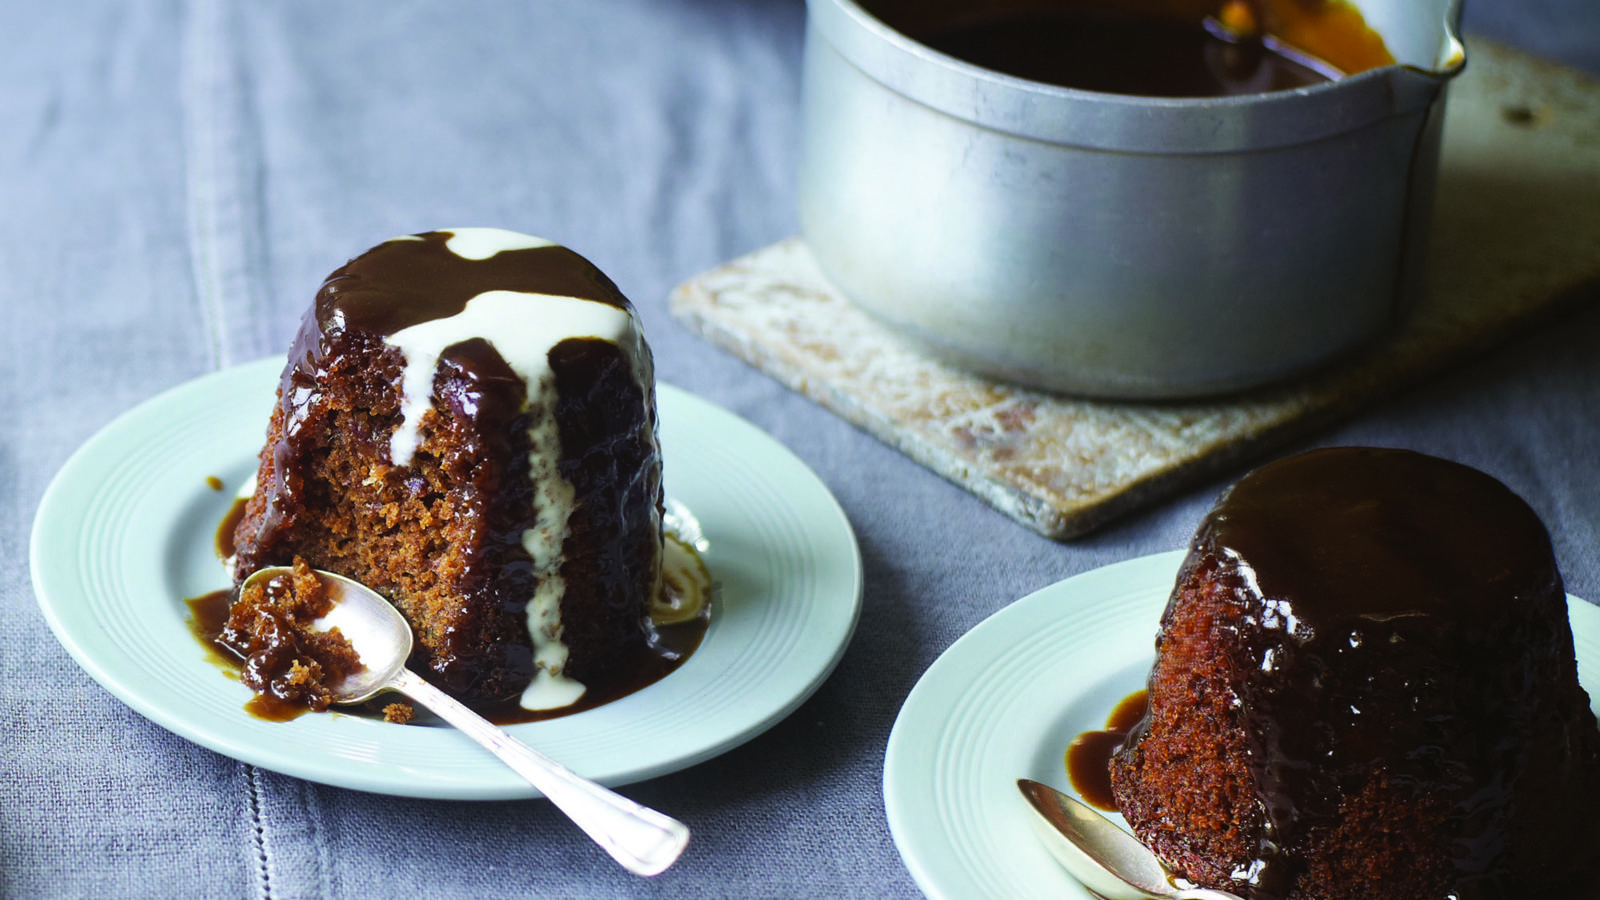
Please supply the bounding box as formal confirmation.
[798,0,1466,398]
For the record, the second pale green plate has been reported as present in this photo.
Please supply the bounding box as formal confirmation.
[884,551,1600,899]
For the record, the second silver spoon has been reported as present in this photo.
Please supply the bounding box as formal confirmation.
[1017,778,1243,900]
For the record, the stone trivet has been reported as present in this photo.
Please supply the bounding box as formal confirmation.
[670,41,1600,540]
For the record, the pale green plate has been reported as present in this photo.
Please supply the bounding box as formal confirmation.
[32,356,862,800]
[883,551,1600,900]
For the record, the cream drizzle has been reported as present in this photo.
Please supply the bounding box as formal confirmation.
[380,229,649,711]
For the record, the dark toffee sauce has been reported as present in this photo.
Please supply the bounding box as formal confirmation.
[187,584,711,726]
[197,497,712,725]
[1065,689,1147,810]
[918,11,1335,97]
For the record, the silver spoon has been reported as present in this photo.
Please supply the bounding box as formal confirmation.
[243,565,690,876]
[1016,779,1244,900]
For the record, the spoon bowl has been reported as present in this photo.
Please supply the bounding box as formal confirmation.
[1016,779,1243,900]
[240,565,691,877]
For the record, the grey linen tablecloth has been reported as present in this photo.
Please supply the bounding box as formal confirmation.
[3,2,1598,897]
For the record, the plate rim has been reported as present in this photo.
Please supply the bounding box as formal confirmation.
[30,356,864,799]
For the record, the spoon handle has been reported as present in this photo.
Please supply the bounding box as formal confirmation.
[391,668,689,876]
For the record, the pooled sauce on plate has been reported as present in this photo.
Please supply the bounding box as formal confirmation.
[887,0,1394,97]
[187,577,711,725]
[196,499,712,725]
[1065,689,1147,809]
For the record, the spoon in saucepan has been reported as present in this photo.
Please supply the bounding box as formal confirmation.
[242,565,690,877]
[1017,779,1244,900]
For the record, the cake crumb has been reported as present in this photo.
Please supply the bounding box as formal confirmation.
[285,659,321,687]
[382,702,415,724]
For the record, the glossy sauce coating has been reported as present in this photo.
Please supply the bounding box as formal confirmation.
[1201,447,1559,626]
[237,231,636,579]
[317,232,630,338]
[1123,447,1580,898]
